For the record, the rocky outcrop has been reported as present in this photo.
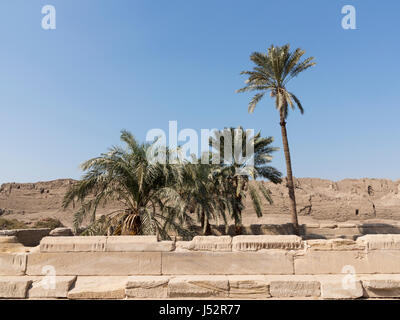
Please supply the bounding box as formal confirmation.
[1,178,399,228]
[244,178,400,222]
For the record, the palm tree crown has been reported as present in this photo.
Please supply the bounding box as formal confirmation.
[62,130,189,238]
[209,127,282,222]
[237,44,315,119]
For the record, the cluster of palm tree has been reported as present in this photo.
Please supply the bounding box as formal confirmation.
[62,128,282,239]
[63,43,315,238]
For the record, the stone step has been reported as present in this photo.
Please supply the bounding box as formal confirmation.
[1,274,400,299]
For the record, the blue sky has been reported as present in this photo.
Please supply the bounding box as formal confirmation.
[0,0,399,183]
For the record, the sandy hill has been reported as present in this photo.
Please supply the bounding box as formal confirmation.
[1,178,399,228]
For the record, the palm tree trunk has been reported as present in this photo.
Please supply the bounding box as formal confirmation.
[234,200,243,235]
[201,212,211,235]
[279,116,300,235]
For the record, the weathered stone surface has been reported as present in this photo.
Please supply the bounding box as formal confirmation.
[0,230,17,236]
[106,236,174,252]
[329,238,365,251]
[306,240,333,251]
[0,253,27,275]
[232,235,302,251]
[0,277,32,298]
[306,239,364,251]
[363,250,400,273]
[40,236,107,252]
[296,251,357,275]
[337,223,357,228]
[0,236,18,243]
[126,276,170,298]
[49,228,73,237]
[269,278,320,297]
[175,241,192,252]
[0,243,27,253]
[228,275,270,298]
[362,276,400,298]
[168,276,229,298]
[319,223,337,229]
[305,223,320,228]
[28,245,40,253]
[320,278,363,299]
[357,235,400,250]
[67,276,127,299]
[162,251,293,275]
[27,252,161,276]
[29,276,77,298]
[190,236,232,251]
[295,250,400,274]
[0,237,27,253]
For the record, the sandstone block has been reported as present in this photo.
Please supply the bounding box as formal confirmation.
[337,223,357,228]
[329,238,365,251]
[0,253,27,275]
[295,250,400,274]
[319,223,337,229]
[190,236,232,251]
[126,276,170,298]
[0,242,27,254]
[49,228,73,237]
[0,236,19,243]
[175,241,192,252]
[357,235,400,250]
[306,240,333,251]
[168,276,229,298]
[232,235,302,251]
[27,252,161,276]
[321,279,363,299]
[40,236,107,252]
[228,275,270,298]
[28,276,77,298]
[0,277,32,298]
[106,236,174,252]
[269,278,320,297]
[67,276,128,299]
[304,223,320,228]
[0,230,17,236]
[362,276,400,298]
[306,239,364,251]
[162,251,293,275]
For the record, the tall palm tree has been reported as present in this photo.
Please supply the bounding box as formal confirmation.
[209,127,282,233]
[237,44,316,234]
[62,130,192,239]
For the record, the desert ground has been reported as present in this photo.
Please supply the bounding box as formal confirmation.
[1,178,399,228]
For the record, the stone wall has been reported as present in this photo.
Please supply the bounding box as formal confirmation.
[1,221,399,250]
[0,228,51,246]
[1,235,400,299]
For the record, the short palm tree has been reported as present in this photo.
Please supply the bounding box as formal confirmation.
[62,130,191,239]
[179,159,229,235]
[209,127,282,233]
[237,44,316,234]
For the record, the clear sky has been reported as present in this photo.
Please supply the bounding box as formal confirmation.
[0,0,399,184]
